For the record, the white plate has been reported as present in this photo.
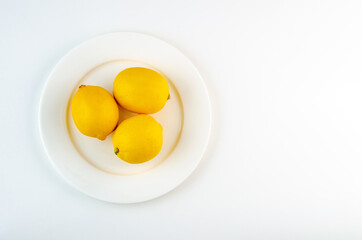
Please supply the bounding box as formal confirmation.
[39,32,211,203]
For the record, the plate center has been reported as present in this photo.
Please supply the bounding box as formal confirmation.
[67,60,183,176]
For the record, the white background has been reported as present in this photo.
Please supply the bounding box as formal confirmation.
[1,0,362,239]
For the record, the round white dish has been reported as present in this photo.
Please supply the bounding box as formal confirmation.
[39,32,211,203]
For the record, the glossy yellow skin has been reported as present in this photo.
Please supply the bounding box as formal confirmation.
[113,67,169,114]
[71,85,119,140]
[112,115,163,164]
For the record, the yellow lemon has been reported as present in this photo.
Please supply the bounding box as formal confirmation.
[113,114,163,164]
[71,85,119,140]
[113,67,169,114]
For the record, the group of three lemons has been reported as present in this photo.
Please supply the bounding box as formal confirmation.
[71,67,169,164]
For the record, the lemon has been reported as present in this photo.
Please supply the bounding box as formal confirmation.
[71,85,119,140]
[113,67,169,114]
[113,114,163,164]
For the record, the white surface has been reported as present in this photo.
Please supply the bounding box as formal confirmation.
[39,32,211,203]
[2,0,362,239]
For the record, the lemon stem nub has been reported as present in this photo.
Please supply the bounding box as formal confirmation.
[167,93,170,100]
[114,148,119,155]
[79,85,86,88]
